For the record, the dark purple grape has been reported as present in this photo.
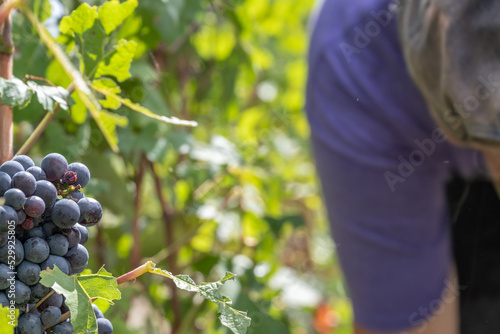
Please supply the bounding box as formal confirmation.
[16,209,27,224]
[30,282,50,299]
[43,203,54,218]
[24,237,50,264]
[64,244,88,271]
[62,227,80,248]
[40,255,71,275]
[51,321,73,333]
[0,171,10,196]
[0,238,23,265]
[10,280,30,304]
[32,180,57,206]
[26,226,46,239]
[67,162,90,188]
[0,160,24,178]
[75,223,88,245]
[47,234,69,256]
[97,318,113,334]
[70,190,85,201]
[0,205,18,232]
[71,262,88,274]
[24,196,45,218]
[26,166,46,181]
[40,305,61,327]
[42,221,61,237]
[16,312,42,334]
[4,188,26,210]
[52,199,80,229]
[41,153,68,182]
[17,260,41,285]
[0,291,8,307]
[12,155,35,170]
[78,197,102,227]
[11,171,36,197]
[93,303,104,319]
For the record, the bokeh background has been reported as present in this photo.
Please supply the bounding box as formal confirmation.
[11,0,352,333]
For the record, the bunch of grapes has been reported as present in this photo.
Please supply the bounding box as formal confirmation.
[0,153,113,334]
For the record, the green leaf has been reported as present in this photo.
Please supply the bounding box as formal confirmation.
[0,306,17,334]
[92,78,121,109]
[99,0,138,34]
[92,82,198,126]
[33,0,52,22]
[95,39,137,82]
[147,263,251,334]
[39,266,121,334]
[96,110,129,149]
[26,81,72,111]
[59,3,98,36]
[0,77,33,109]
[80,20,106,77]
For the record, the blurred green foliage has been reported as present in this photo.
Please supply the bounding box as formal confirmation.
[11,0,353,333]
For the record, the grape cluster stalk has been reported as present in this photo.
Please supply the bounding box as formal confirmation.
[0,153,113,333]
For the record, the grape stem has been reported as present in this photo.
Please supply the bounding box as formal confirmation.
[116,261,155,285]
[28,289,54,313]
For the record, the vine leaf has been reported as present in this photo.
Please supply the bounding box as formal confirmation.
[0,77,72,111]
[39,266,121,334]
[59,3,98,35]
[98,0,138,34]
[92,81,198,127]
[95,39,137,82]
[147,262,251,334]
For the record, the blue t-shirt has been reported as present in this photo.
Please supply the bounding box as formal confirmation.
[306,0,485,331]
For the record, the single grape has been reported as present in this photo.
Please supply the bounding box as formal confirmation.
[62,227,80,248]
[67,162,91,188]
[75,223,88,245]
[32,180,58,207]
[47,234,69,256]
[24,237,50,264]
[11,171,36,196]
[24,196,46,218]
[70,190,85,201]
[0,263,12,289]
[0,291,8,307]
[78,197,102,227]
[26,166,47,181]
[0,205,18,232]
[41,153,68,182]
[17,260,41,286]
[16,209,27,225]
[0,160,24,178]
[64,244,89,271]
[40,305,62,327]
[3,188,26,210]
[50,321,74,334]
[0,238,24,266]
[40,255,71,275]
[30,282,50,299]
[97,317,113,334]
[26,226,46,239]
[15,312,43,334]
[10,280,31,305]
[71,262,88,274]
[92,303,104,319]
[52,199,80,229]
[12,155,35,170]
[0,171,11,196]
[0,232,7,247]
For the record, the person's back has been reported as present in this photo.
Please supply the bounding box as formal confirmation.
[306,1,500,333]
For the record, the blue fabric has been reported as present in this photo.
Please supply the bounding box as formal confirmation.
[306,0,485,331]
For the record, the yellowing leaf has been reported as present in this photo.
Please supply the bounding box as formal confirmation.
[59,3,98,35]
[99,0,138,34]
[95,39,137,82]
[92,79,122,109]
